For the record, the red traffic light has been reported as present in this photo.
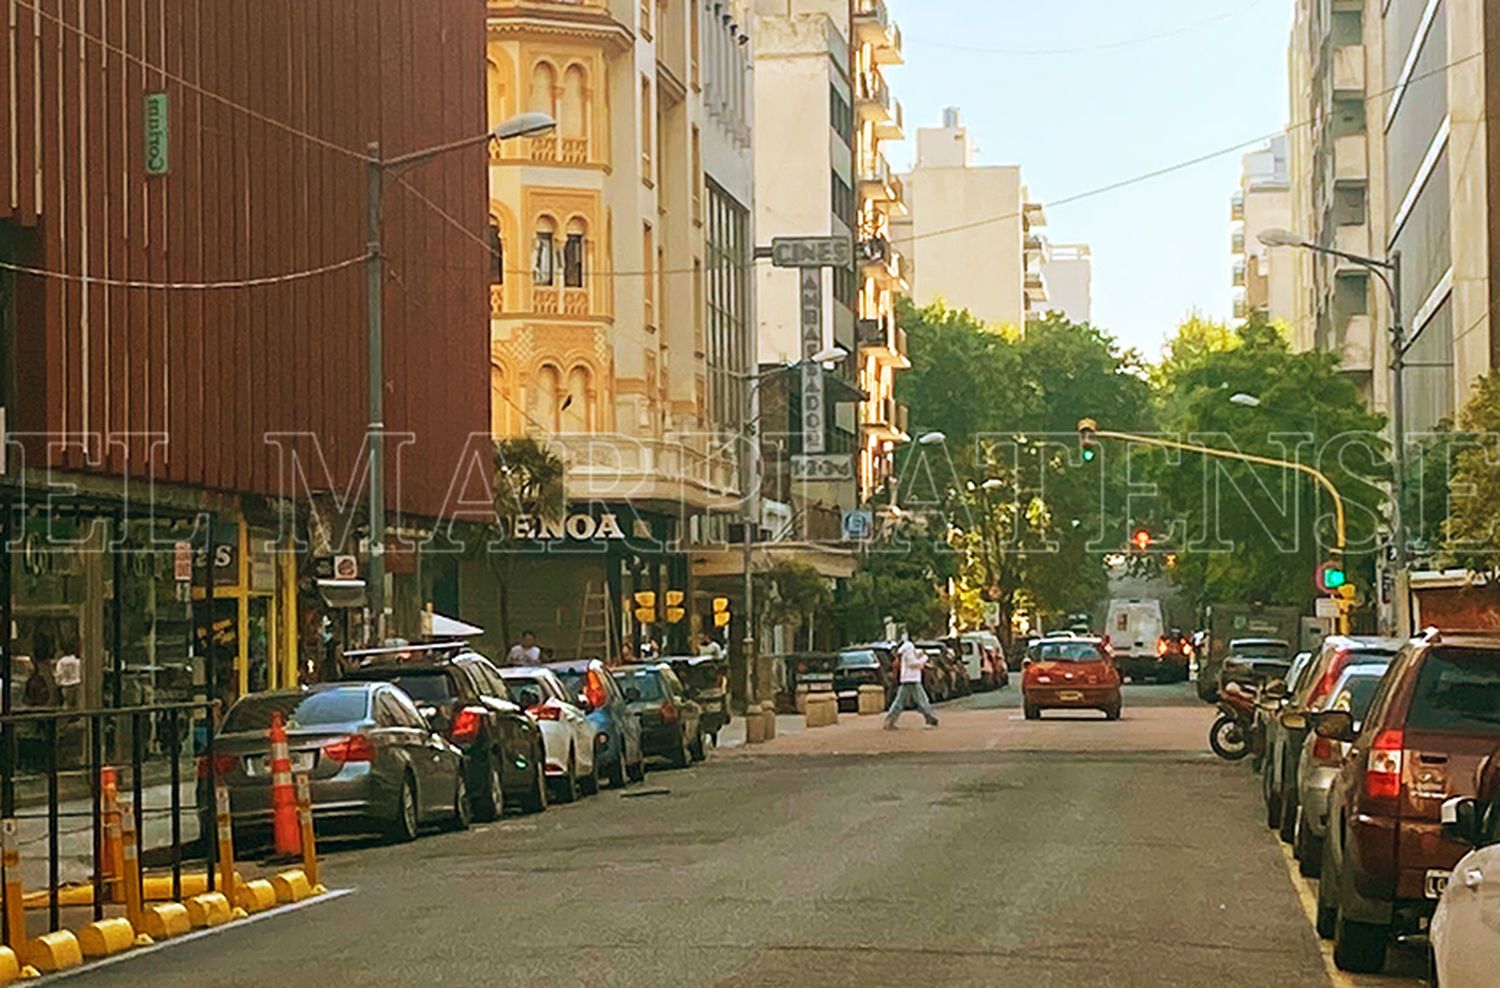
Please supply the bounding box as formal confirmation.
[1131,529,1152,552]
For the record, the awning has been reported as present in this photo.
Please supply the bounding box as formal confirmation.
[421,611,485,638]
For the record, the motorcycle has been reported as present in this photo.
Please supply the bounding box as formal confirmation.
[1209,682,1259,761]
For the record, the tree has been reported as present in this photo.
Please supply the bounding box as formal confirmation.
[838,522,957,641]
[756,561,834,649]
[490,437,566,648]
[1442,371,1500,575]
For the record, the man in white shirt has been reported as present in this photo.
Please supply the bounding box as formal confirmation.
[506,630,542,667]
[884,635,939,729]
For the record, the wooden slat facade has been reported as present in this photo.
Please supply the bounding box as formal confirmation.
[0,0,489,519]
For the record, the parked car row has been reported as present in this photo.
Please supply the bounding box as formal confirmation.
[808,634,1008,713]
[1240,631,1500,983]
[201,644,721,846]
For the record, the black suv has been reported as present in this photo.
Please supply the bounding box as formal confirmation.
[344,646,548,818]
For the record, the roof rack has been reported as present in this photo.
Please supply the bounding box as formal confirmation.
[343,640,473,660]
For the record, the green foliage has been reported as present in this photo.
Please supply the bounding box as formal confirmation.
[756,561,834,634]
[1443,372,1500,574]
[492,437,566,534]
[838,522,957,641]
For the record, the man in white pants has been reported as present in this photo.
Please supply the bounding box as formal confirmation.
[884,635,939,729]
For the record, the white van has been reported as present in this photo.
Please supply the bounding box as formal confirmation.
[1104,599,1164,672]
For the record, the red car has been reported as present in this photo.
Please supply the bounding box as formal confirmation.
[1022,637,1122,721]
[1312,630,1500,974]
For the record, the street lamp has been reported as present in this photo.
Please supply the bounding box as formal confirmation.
[1229,392,1262,408]
[916,431,946,446]
[364,112,556,644]
[1259,227,1409,632]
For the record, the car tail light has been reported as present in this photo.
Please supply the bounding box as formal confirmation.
[450,707,485,745]
[196,752,238,778]
[1364,728,1404,800]
[1157,638,1168,656]
[660,701,679,723]
[1310,736,1341,766]
[322,735,377,764]
[529,705,562,721]
[585,669,609,711]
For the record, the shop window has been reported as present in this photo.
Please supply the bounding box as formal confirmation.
[533,218,556,286]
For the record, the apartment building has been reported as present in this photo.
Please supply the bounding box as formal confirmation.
[487,0,752,656]
[895,108,1050,331]
[1231,135,1296,324]
[1041,244,1094,325]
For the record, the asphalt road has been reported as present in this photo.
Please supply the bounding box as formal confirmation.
[64,682,1425,988]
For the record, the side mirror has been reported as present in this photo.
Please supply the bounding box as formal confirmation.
[1310,709,1357,743]
[1441,795,1482,846]
[418,705,438,721]
[1279,710,1308,732]
[576,693,592,711]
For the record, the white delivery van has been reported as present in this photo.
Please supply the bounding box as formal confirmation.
[1104,599,1164,677]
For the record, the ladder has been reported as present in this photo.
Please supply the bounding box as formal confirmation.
[575,582,617,663]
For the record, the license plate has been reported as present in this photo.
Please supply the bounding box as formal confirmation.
[1425,869,1451,899]
[255,751,315,775]
[1058,691,1084,702]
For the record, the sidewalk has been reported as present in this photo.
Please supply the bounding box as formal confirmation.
[715,710,808,750]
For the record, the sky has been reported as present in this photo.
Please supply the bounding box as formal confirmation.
[882,0,1293,359]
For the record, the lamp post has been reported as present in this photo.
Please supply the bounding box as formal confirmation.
[735,346,847,704]
[363,112,555,645]
[1260,228,1408,633]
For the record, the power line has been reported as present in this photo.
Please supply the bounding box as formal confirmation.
[0,253,369,290]
[904,0,1266,57]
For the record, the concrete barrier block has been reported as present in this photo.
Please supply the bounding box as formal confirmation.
[185,891,233,928]
[0,945,21,984]
[745,707,767,744]
[761,704,777,740]
[858,685,886,715]
[793,685,811,714]
[270,869,313,904]
[805,693,839,728]
[140,902,192,940]
[236,879,278,914]
[77,917,136,958]
[24,931,83,973]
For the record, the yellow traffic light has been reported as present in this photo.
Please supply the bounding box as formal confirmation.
[712,596,730,613]
[665,607,686,624]
[713,611,731,628]
[634,606,657,625]
[633,591,656,608]
[665,590,685,607]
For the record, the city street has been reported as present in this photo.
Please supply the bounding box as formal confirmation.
[63,684,1425,987]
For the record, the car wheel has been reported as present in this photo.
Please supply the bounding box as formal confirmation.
[1333,910,1389,974]
[1294,808,1321,878]
[519,753,548,814]
[670,729,691,769]
[1103,701,1121,721]
[579,752,600,796]
[475,757,504,822]
[1264,766,1283,829]
[553,748,579,804]
[627,744,647,782]
[1023,702,1040,721]
[385,772,419,843]
[606,747,628,789]
[1278,781,1299,844]
[445,772,472,831]
[690,730,707,762]
[1316,834,1339,939]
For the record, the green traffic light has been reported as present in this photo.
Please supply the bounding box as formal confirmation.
[1081,446,1097,463]
[1325,568,1346,589]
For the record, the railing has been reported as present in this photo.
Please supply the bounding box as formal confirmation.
[1332,44,1365,94]
[552,434,741,501]
[561,138,589,165]
[855,71,891,117]
[529,136,558,163]
[533,286,560,314]
[563,288,590,316]
[895,399,909,436]
[1230,192,1245,221]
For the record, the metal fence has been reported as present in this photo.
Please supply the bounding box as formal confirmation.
[0,699,220,945]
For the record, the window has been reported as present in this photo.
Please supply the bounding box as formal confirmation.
[831,173,855,231]
[488,219,504,285]
[533,220,556,286]
[564,233,585,288]
[830,87,853,147]
[691,126,703,223]
[643,223,656,328]
[1407,648,1500,734]
[528,62,557,117]
[562,65,588,141]
[690,0,700,88]
[641,77,653,180]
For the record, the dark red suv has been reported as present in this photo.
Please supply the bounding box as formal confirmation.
[1311,631,1500,973]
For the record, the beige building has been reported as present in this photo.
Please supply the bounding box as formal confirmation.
[895,107,1050,331]
[486,0,754,656]
[1040,244,1093,325]
[1231,135,1296,325]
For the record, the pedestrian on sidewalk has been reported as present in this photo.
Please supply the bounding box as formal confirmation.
[884,635,939,730]
[506,630,541,667]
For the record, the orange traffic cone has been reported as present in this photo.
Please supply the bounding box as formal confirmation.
[269,712,301,857]
[100,766,124,901]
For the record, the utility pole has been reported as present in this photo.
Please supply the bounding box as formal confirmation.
[365,143,387,646]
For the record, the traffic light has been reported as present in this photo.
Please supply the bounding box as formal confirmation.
[633,590,657,625]
[1131,528,1152,552]
[664,590,686,625]
[1077,418,1099,463]
[712,596,731,629]
[1315,561,1347,594]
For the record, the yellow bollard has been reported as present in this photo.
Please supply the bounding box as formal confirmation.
[0,945,19,984]
[138,903,189,940]
[23,931,82,973]
[295,774,322,892]
[1,819,24,951]
[269,870,312,904]
[234,879,276,914]
[184,892,232,928]
[100,767,123,902]
[117,799,146,934]
[76,917,136,958]
[214,783,237,903]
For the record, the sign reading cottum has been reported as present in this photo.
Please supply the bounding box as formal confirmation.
[511,512,627,542]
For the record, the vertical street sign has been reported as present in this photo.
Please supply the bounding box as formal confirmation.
[144,92,169,176]
[799,268,826,453]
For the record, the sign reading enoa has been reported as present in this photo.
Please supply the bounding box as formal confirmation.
[509,512,627,542]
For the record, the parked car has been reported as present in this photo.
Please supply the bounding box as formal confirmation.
[833,646,896,710]
[1021,636,1122,721]
[1431,750,1500,988]
[781,652,838,712]
[201,683,468,844]
[497,667,599,803]
[549,658,646,789]
[1146,629,1194,684]
[1313,631,1500,973]
[967,630,1009,687]
[1252,650,1313,774]
[1286,662,1391,875]
[663,655,732,742]
[612,664,705,768]
[1265,636,1403,844]
[343,646,549,818]
[916,641,969,701]
[1218,637,1294,692]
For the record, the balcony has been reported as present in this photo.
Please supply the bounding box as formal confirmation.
[1231,191,1245,221]
[1023,200,1047,229]
[855,71,893,124]
[1231,229,1245,254]
[854,0,903,63]
[1333,133,1367,185]
[1024,232,1048,261]
[1332,45,1365,97]
[1231,260,1246,288]
[857,313,909,367]
[861,396,904,442]
[876,98,904,141]
[1338,314,1374,372]
[1024,269,1048,302]
[551,433,740,512]
[1333,223,1371,274]
[858,151,895,199]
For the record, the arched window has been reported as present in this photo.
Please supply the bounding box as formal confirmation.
[561,65,588,142]
[487,56,511,130]
[562,366,592,433]
[488,217,504,285]
[563,218,587,289]
[533,216,556,286]
[528,62,557,116]
[534,364,562,433]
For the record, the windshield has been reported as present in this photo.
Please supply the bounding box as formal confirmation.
[359,671,457,705]
[838,650,879,668]
[222,690,369,733]
[1326,673,1385,719]
[614,670,666,703]
[1029,641,1105,663]
[1407,649,1500,734]
[1230,642,1290,659]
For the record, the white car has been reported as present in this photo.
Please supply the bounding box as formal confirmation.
[499,667,598,802]
[1432,791,1500,988]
